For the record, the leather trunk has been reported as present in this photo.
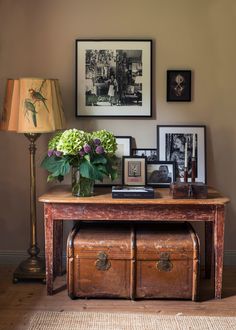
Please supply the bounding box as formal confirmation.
[136,222,199,301]
[67,222,135,299]
[67,222,199,301]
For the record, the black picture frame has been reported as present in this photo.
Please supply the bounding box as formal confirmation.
[157,125,206,183]
[123,156,147,186]
[147,161,176,187]
[167,70,191,102]
[95,136,132,186]
[76,39,152,117]
[132,148,158,162]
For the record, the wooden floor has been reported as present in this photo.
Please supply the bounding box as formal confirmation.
[0,265,236,329]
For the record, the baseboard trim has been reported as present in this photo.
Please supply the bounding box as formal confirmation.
[0,250,66,265]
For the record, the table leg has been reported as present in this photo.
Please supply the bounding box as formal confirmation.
[205,221,213,279]
[214,205,225,299]
[53,220,63,276]
[44,204,54,295]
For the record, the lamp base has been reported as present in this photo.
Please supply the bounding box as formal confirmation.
[13,256,46,283]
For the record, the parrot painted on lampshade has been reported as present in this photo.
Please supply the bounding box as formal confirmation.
[28,88,49,112]
[24,99,38,127]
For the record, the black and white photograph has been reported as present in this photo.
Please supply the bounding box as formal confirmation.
[132,148,158,162]
[147,161,175,187]
[157,125,206,183]
[123,156,146,186]
[167,70,191,102]
[76,40,152,117]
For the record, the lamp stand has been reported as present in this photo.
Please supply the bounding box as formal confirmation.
[13,133,46,283]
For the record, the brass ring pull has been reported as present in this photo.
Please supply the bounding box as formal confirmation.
[156,252,173,272]
[95,251,111,271]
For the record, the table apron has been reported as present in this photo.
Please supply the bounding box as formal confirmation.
[45,203,217,222]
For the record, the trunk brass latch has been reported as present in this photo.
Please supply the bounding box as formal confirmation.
[95,251,111,271]
[156,252,173,272]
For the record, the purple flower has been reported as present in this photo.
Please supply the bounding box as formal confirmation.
[79,149,85,157]
[84,143,91,153]
[93,138,101,146]
[95,146,104,154]
[47,149,54,157]
[55,150,62,157]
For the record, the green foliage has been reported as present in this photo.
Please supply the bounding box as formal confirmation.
[41,128,118,182]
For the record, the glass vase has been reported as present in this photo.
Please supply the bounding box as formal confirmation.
[71,167,94,197]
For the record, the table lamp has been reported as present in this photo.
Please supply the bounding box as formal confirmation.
[0,78,65,282]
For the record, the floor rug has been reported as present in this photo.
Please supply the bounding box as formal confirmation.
[27,311,236,330]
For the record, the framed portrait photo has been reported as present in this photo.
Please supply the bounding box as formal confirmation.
[147,161,175,187]
[167,70,191,102]
[76,39,152,117]
[157,125,206,183]
[95,136,132,186]
[132,148,158,162]
[123,156,147,186]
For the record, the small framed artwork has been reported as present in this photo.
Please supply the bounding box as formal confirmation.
[123,156,147,186]
[167,70,191,102]
[132,148,158,162]
[76,39,152,117]
[95,136,132,186]
[147,161,175,187]
[157,125,206,183]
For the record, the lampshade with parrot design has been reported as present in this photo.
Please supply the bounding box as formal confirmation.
[0,78,65,133]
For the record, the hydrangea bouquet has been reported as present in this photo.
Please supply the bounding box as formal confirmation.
[41,128,118,196]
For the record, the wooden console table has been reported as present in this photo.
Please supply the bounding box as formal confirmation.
[39,185,229,299]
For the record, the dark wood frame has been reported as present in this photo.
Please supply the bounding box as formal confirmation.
[76,39,152,117]
[167,70,191,102]
[132,148,158,162]
[157,125,206,183]
[147,161,176,187]
[122,156,147,186]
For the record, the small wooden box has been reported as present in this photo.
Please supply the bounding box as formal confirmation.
[67,222,199,301]
[170,182,208,199]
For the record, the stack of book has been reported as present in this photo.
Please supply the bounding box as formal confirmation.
[112,186,154,199]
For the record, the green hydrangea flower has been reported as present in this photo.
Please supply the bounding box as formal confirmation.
[56,129,90,155]
[42,128,118,183]
[92,129,117,155]
[48,131,63,150]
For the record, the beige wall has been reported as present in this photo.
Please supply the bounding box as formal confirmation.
[0,0,235,262]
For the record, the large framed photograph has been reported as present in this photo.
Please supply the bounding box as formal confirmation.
[132,148,158,162]
[157,125,206,183]
[76,39,152,117]
[147,161,175,187]
[123,156,147,186]
[95,136,132,186]
[167,70,191,102]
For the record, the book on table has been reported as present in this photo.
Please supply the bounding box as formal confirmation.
[112,186,154,199]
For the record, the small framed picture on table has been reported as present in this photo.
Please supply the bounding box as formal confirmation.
[123,156,147,186]
[132,148,158,162]
[147,161,175,187]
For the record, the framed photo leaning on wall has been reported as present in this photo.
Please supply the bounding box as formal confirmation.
[157,125,206,183]
[95,136,132,186]
[167,70,191,102]
[123,156,147,186]
[147,161,175,187]
[132,148,158,162]
[76,39,152,117]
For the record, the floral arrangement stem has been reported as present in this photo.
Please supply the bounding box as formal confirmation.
[72,167,94,197]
